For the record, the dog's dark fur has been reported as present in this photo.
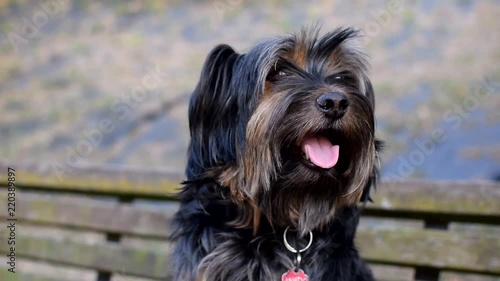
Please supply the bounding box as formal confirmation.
[171,27,382,281]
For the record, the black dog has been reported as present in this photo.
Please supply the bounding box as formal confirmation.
[171,27,382,281]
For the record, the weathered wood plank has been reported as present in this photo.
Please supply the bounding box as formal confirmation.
[0,193,422,239]
[0,262,415,281]
[370,180,500,216]
[357,226,500,275]
[1,162,499,217]
[0,271,69,281]
[369,264,415,281]
[0,233,171,279]
[449,222,500,236]
[0,161,182,198]
[0,192,175,238]
[440,271,500,281]
[2,227,499,277]
[360,217,424,229]
[0,255,96,281]
[8,263,411,281]
[112,274,159,281]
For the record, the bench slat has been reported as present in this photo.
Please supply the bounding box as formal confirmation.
[0,193,175,239]
[357,226,500,275]
[2,192,500,275]
[0,161,182,198]
[0,254,97,281]
[0,271,68,281]
[1,226,498,276]
[370,180,500,218]
[112,275,159,281]
[369,264,415,281]
[1,162,499,216]
[0,234,171,279]
[0,193,422,238]
[440,271,500,281]
[4,191,499,238]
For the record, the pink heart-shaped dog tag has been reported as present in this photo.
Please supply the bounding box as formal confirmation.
[281,268,309,281]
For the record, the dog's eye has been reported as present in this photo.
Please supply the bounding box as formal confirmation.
[326,72,352,84]
[267,69,288,81]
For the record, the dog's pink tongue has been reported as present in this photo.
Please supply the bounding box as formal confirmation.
[302,136,339,169]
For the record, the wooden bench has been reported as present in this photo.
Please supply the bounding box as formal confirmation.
[0,161,499,281]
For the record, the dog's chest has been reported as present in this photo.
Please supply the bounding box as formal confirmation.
[201,229,345,281]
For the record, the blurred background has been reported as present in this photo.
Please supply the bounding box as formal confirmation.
[0,0,499,180]
[0,1,499,281]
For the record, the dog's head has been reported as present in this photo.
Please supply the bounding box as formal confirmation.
[187,28,380,235]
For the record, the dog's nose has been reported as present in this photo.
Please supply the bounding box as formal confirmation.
[316,92,349,119]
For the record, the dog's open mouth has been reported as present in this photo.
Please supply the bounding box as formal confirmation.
[301,135,340,169]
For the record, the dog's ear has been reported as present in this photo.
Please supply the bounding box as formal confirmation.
[186,45,241,179]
